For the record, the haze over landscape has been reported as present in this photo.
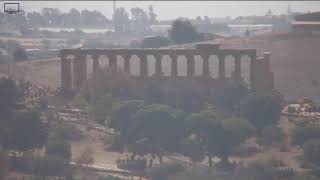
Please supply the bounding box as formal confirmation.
[2,1,320,180]
[15,1,320,20]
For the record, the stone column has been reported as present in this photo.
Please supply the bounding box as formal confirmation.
[170,54,178,77]
[60,55,72,90]
[249,53,257,90]
[154,54,162,77]
[186,54,195,77]
[263,52,271,72]
[78,54,87,88]
[263,52,274,90]
[218,54,226,80]
[65,58,72,90]
[72,56,80,89]
[108,54,117,69]
[92,54,100,81]
[139,54,148,78]
[123,54,131,74]
[202,54,210,77]
[234,54,242,81]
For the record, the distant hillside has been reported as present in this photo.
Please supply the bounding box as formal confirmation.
[222,33,320,102]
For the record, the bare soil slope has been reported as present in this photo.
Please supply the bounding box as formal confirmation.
[222,33,320,102]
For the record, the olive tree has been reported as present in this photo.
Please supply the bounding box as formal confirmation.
[240,93,281,132]
[186,111,255,167]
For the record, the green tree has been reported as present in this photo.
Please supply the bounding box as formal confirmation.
[211,82,249,112]
[65,8,81,27]
[0,151,9,179]
[93,94,113,125]
[210,118,255,165]
[260,126,285,146]
[27,11,45,26]
[46,138,71,161]
[98,175,124,180]
[291,125,320,146]
[148,162,185,180]
[109,100,144,148]
[143,81,165,104]
[0,77,21,118]
[185,111,220,166]
[41,8,62,26]
[133,104,185,162]
[240,93,281,132]
[165,80,206,112]
[234,161,277,180]
[168,166,221,180]
[303,139,320,166]
[3,110,48,153]
[169,19,202,44]
[32,155,67,179]
[181,136,204,162]
[186,112,255,167]
[140,36,171,48]
[148,5,157,24]
[131,7,149,32]
[113,7,130,32]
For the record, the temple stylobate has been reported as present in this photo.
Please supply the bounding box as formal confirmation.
[59,44,274,92]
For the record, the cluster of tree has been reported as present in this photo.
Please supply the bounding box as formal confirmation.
[78,69,283,170]
[136,18,216,48]
[0,6,158,31]
[147,160,318,180]
[292,125,320,168]
[169,19,204,44]
[113,6,157,32]
[295,12,320,22]
[0,8,109,28]
[0,40,27,62]
[0,78,74,179]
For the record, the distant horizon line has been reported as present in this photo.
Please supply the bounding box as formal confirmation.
[18,6,309,21]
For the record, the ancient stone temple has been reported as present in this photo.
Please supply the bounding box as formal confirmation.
[59,44,274,92]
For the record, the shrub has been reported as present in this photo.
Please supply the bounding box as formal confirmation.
[147,162,185,180]
[50,123,83,141]
[260,126,285,146]
[292,126,320,146]
[292,174,319,180]
[32,155,67,178]
[169,19,203,44]
[140,36,171,48]
[13,47,28,61]
[0,151,9,179]
[98,175,124,180]
[234,161,277,180]
[240,93,282,132]
[46,139,71,161]
[231,145,260,157]
[303,139,320,166]
[66,38,81,45]
[211,82,249,112]
[75,147,94,167]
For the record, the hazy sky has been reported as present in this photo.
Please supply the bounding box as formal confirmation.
[4,1,320,20]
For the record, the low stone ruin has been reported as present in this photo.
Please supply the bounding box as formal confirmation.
[282,98,320,124]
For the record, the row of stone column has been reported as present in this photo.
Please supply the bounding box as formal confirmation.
[61,53,249,90]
